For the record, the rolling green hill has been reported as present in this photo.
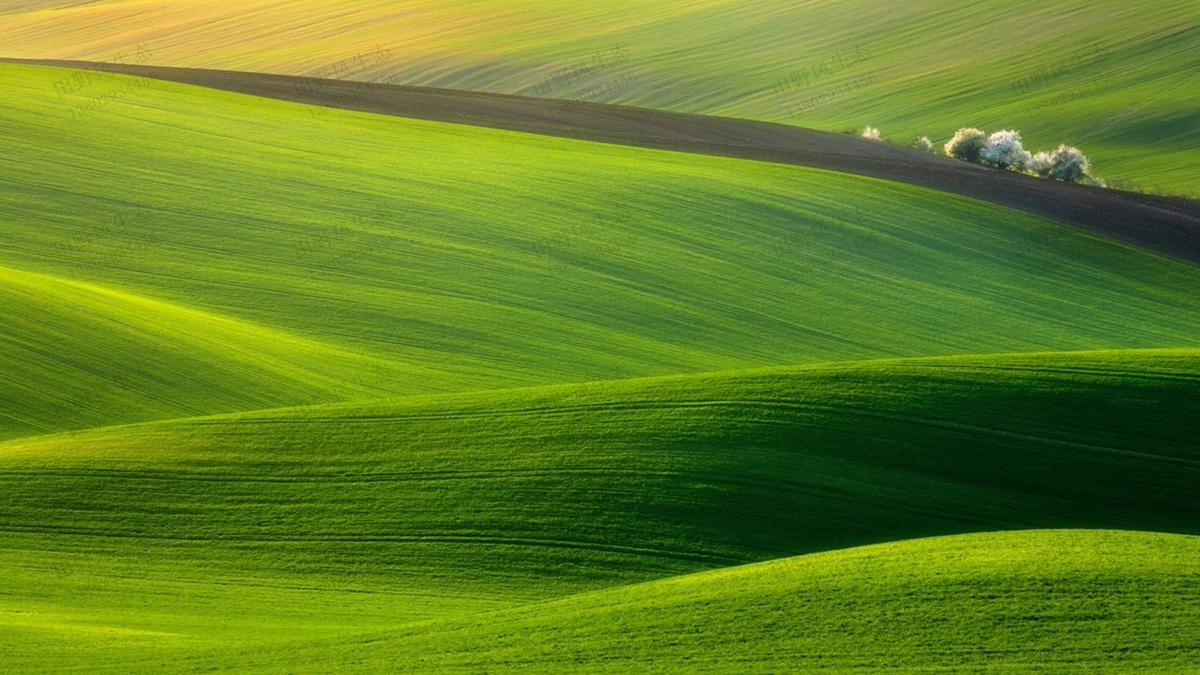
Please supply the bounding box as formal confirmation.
[4,62,1200,442]
[1,0,1197,192]
[1,31,1198,671]
[207,530,1200,674]
[0,263,418,440]
[2,348,1198,671]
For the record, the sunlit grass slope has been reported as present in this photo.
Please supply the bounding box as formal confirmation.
[4,63,1200,430]
[2,348,1198,670]
[1,1,1196,191]
[0,264,421,440]
[211,530,1200,674]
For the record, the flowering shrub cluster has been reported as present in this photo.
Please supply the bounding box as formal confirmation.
[859,125,1100,185]
[943,127,1099,185]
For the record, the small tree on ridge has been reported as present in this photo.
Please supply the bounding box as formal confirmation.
[944,127,987,163]
[980,129,1031,171]
[1043,144,1092,183]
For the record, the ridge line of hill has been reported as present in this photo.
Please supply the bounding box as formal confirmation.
[4,346,1194,450]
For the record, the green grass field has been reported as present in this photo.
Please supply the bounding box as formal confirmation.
[0,45,1198,673]
[206,530,1200,674]
[2,348,1199,671]
[4,62,1200,439]
[2,0,1197,192]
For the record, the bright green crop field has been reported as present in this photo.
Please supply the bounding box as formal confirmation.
[1,0,1198,192]
[207,530,1200,674]
[0,7,1198,670]
[2,349,1200,671]
[4,63,1200,439]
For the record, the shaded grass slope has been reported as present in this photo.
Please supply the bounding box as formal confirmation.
[3,63,1200,424]
[1,0,1196,191]
[210,530,1200,674]
[1,348,1198,669]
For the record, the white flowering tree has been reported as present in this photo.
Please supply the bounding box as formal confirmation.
[1044,145,1092,183]
[980,130,1032,171]
[862,126,881,141]
[944,127,987,163]
[1028,151,1054,177]
[915,136,935,153]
